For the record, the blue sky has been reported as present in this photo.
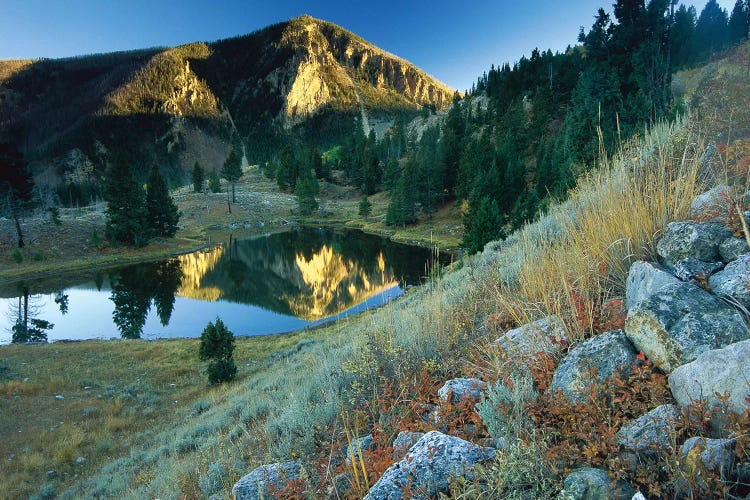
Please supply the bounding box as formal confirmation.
[0,0,736,91]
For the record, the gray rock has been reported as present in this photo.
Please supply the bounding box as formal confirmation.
[562,467,635,500]
[671,258,724,282]
[689,185,731,222]
[496,315,568,357]
[232,461,302,500]
[75,456,86,465]
[346,434,374,463]
[656,221,732,268]
[624,282,749,373]
[681,437,736,476]
[363,431,496,500]
[668,340,750,433]
[418,403,440,426]
[55,395,64,400]
[616,404,681,454]
[709,254,750,308]
[392,431,425,460]
[437,378,487,405]
[326,472,352,499]
[720,237,750,263]
[625,261,680,310]
[550,330,637,402]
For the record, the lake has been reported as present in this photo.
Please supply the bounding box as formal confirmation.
[0,228,450,342]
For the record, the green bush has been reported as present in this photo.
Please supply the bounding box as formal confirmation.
[199,318,236,384]
[12,247,22,263]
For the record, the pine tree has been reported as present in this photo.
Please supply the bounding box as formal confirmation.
[208,169,221,193]
[221,149,242,203]
[104,155,149,247]
[463,195,505,254]
[729,0,750,43]
[0,143,33,249]
[199,318,237,384]
[359,196,372,218]
[146,164,180,238]
[192,161,204,192]
[295,168,319,216]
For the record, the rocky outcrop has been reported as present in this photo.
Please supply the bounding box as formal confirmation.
[656,221,732,268]
[392,431,425,460]
[668,339,750,432]
[437,378,487,405]
[625,261,681,309]
[232,461,302,500]
[682,437,737,476]
[363,431,495,499]
[549,330,637,402]
[346,434,375,462]
[624,281,748,373]
[616,404,681,455]
[689,185,731,222]
[562,467,635,500]
[720,237,750,262]
[708,254,750,308]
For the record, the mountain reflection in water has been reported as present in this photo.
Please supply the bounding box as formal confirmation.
[0,228,449,342]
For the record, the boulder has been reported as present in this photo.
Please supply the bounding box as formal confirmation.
[438,378,487,405]
[549,330,637,402]
[363,431,496,500]
[562,467,635,500]
[624,282,748,373]
[232,461,302,500]
[668,339,750,433]
[671,258,724,282]
[616,404,681,454]
[392,431,425,460]
[346,434,374,462]
[656,221,732,268]
[625,261,680,310]
[496,315,568,357]
[708,254,750,309]
[682,437,736,476]
[689,185,731,222]
[719,237,750,263]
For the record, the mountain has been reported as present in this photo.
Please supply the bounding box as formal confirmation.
[0,15,454,199]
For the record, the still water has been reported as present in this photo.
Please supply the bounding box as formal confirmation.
[0,228,450,343]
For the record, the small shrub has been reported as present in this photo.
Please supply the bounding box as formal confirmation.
[90,228,101,248]
[359,197,372,218]
[82,407,100,418]
[49,207,62,225]
[12,247,22,263]
[33,253,45,261]
[199,318,236,384]
[191,399,211,416]
[198,460,225,497]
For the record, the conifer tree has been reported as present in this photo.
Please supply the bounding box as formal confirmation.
[192,161,204,192]
[199,318,237,384]
[462,195,505,254]
[146,164,180,238]
[208,168,221,193]
[359,196,372,218]
[0,143,33,249]
[295,168,319,216]
[221,149,242,203]
[104,155,149,247]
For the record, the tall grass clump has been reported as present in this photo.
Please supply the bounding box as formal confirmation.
[489,117,706,341]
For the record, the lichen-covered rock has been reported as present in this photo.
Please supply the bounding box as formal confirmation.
[495,315,568,357]
[708,254,750,308]
[363,431,495,500]
[689,185,731,222]
[346,434,374,462]
[392,431,425,460]
[656,221,732,268]
[668,340,750,433]
[719,237,750,263]
[616,404,680,454]
[562,467,635,500]
[624,282,748,373]
[671,258,724,282]
[438,378,487,405]
[232,461,302,500]
[549,330,636,402]
[625,261,680,310]
[682,437,736,476]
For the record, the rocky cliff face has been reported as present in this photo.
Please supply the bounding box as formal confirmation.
[0,15,454,194]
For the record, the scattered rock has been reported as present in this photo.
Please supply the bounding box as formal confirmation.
[418,403,440,426]
[708,254,750,309]
[232,461,302,500]
[550,330,637,402]
[689,185,731,222]
[495,315,568,357]
[719,237,750,263]
[616,404,681,455]
[562,467,635,500]
[656,221,732,268]
[681,437,736,476]
[624,282,748,373]
[392,431,425,460]
[46,470,57,479]
[671,258,723,282]
[326,472,352,499]
[346,434,374,462]
[668,339,750,434]
[55,395,64,400]
[437,378,487,405]
[363,431,495,500]
[75,456,86,465]
[625,261,680,310]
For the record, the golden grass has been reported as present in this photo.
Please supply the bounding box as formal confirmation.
[490,120,706,341]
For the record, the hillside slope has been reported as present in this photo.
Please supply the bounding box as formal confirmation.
[0,15,454,196]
